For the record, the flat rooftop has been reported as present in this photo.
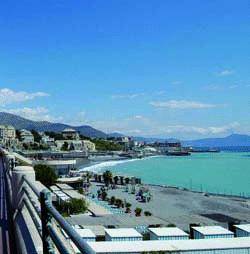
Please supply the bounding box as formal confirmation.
[105,228,142,238]
[56,183,74,190]
[74,228,96,238]
[87,237,250,253]
[234,224,250,233]
[192,226,233,235]
[149,227,188,237]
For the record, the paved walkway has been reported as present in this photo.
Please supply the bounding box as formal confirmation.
[0,158,13,253]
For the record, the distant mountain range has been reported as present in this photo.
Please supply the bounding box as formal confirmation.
[1,112,250,147]
[182,134,250,147]
[0,112,106,138]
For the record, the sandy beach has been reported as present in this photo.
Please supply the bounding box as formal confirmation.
[69,181,250,232]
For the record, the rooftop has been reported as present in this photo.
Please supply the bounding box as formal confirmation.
[149,227,188,237]
[192,226,233,235]
[74,228,96,238]
[234,224,250,233]
[87,237,250,253]
[105,228,142,238]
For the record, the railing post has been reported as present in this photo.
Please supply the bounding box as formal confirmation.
[41,189,54,254]
[12,166,35,210]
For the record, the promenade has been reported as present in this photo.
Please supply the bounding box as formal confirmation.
[0,158,14,254]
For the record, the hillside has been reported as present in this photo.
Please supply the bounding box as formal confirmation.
[183,134,250,147]
[0,112,106,138]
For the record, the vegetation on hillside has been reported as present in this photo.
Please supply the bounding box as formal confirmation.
[92,139,123,151]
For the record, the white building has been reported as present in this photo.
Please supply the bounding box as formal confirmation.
[82,140,96,151]
[55,140,90,154]
[20,129,34,144]
[0,125,16,146]
[41,134,55,146]
[105,228,142,242]
[149,227,189,240]
[235,224,250,237]
[62,128,80,140]
[192,226,234,239]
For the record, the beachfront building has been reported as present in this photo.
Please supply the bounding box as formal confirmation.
[192,226,234,239]
[55,140,88,155]
[56,177,83,190]
[33,158,76,175]
[235,224,250,237]
[62,128,80,140]
[149,227,189,240]
[0,125,16,146]
[105,228,143,242]
[20,129,34,144]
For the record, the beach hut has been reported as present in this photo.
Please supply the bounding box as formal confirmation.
[149,227,189,240]
[105,228,143,242]
[192,226,234,239]
[234,224,250,237]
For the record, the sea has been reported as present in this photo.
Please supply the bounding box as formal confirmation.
[80,150,250,198]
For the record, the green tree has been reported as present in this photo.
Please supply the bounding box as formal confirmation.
[92,139,123,151]
[144,211,152,216]
[58,198,88,216]
[135,207,142,217]
[44,131,64,140]
[34,164,58,187]
[31,129,42,143]
[61,141,69,151]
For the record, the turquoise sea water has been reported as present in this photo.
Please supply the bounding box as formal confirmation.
[96,152,250,197]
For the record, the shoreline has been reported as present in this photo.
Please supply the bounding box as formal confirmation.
[145,183,250,200]
[78,153,250,200]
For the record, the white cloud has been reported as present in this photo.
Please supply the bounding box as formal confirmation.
[150,100,216,109]
[0,88,49,105]
[3,107,62,122]
[111,93,145,99]
[161,122,240,135]
[218,69,234,76]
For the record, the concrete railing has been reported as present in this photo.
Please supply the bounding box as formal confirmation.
[0,148,91,254]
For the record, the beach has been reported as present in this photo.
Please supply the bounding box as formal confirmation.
[69,181,250,232]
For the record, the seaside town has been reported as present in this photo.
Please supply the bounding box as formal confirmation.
[1,1,250,253]
[1,123,250,253]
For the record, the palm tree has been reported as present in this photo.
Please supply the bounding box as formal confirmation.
[114,176,119,185]
[120,176,124,185]
[103,170,113,187]
[125,177,130,185]
[135,207,142,217]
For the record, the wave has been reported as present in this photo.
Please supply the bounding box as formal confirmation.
[78,158,141,173]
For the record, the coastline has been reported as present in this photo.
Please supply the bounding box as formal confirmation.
[78,153,250,199]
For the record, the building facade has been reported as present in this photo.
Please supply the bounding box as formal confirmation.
[62,128,80,140]
[0,125,16,146]
[20,129,34,144]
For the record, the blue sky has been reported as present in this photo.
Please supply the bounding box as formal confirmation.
[0,0,250,139]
